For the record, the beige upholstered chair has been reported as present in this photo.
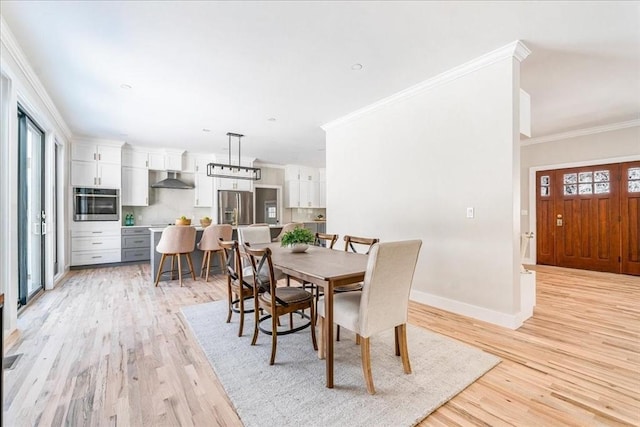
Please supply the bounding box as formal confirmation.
[197,224,233,282]
[220,240,259,337]
[154,225,197,287]
[238,226,272,246]
[244,244,317,365]
[317,240,422,394]
[273,222,304,242]
[248,223,269,227]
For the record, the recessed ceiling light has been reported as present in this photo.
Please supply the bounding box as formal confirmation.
[202,128,211,132]
[120,83,132,89]
[268,117,277,122]
[351,63,363,71]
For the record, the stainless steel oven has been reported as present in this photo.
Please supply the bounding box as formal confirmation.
[73,188,120,221]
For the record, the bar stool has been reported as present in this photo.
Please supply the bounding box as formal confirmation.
[198,224,233,282]
[154,225,197,287]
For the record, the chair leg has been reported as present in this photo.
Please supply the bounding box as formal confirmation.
[154,253,167,287]
[361,336,375,394]
[310,302,317,351]
[238,293,245,337]
[317,315,325,359]
[251,297,260,346]
[200,251,207,278]
[226,283,233,324]
[204,251,211,282]
[269,311,278,365]
[398,324,412,374]
[186,253,196,280]
[177,254,183,287]
[170,255,176,280]
[337,325,341,341]
[394,325,400,356]
[356,334,361,345]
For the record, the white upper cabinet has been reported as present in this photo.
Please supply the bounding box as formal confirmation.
[148,149,185,171]
[194,173,214,207]
[121,167,149,206]
[122,149,149,168]
[284,164,324,208]
[71,140,122,188]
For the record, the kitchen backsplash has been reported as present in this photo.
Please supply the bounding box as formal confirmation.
[290,208,326,222]
[123,186,212,225]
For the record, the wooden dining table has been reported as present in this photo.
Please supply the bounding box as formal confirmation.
[265,244,369,388]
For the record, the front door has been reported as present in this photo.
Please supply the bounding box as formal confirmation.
[536,161,639,275]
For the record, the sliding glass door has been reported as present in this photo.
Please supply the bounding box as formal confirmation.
[18,108,46,307]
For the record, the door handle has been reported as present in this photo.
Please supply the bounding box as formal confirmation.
[556,214,563,226]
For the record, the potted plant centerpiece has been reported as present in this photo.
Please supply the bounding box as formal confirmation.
[176,215,191,226]
[200,216,212,227]
[280,226,315,253]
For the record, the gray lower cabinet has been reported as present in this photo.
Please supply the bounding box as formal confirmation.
[122,227,151,262]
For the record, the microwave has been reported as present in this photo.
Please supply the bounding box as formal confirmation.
[73,188,120,221]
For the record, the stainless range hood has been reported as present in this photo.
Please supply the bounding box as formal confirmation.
[151,171,194,189]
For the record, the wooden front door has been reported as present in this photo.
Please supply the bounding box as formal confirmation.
[536,161,639,275]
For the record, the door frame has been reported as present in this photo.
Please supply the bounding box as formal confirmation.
[527,154,640,265]
[253,184,283,225]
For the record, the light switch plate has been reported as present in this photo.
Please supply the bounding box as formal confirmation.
[466,207,474,218]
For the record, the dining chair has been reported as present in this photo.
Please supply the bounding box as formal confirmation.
[197,224,233,282]
[314,232,339,249]
[220,240,261,337]
[317,239,422,394]
[334,235,379,340]
[273,222,304,242]
[154,225,197,287]
[248,223,269,227]
[244,244,317,365]
[238,226,272,246]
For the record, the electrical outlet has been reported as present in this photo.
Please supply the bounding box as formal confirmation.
[466,207,474,218]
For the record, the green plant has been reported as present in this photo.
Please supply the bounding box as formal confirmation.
[280,227,315,247]
[179,215,188,220]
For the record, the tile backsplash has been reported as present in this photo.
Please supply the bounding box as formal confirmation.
[123,184,212,225]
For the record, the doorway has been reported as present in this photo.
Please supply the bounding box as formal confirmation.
[536,161,640,275]
[17,108,46,306]
[255,187,279,225]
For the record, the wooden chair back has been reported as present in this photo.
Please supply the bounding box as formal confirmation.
[315,232,339,249]
[344,235,379,254]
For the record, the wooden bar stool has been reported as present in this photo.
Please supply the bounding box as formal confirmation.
[197,224,233,282]
[154,225,197,287]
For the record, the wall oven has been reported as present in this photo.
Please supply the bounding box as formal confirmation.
[73,188,120,221]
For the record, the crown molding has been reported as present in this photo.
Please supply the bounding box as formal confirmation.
[520,119,640,146]
[1,16,73,140]
[322,40,531,131]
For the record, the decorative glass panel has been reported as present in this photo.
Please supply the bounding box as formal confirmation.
[629,181,640,193]
[594,182,610,194]
[594,170,609,182]
[564,184,577,195]
[540,187,549,197]
[578,184,592,194]
[540,176,550,186]
[563,173,577,184]
[628,168,640,180]
[578,172,592,183]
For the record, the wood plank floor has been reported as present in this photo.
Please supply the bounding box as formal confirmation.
[3,264,639,426]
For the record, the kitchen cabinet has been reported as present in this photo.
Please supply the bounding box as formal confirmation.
[148,149,184,171]
[71,222,121,266]
[284,164,324,208]
[195,172,214,207]
[122,166,149,206]
[122,149,149,168]
[71,141,122,188]
[121,227,151,262]
[217,178,252,192]
[285,165,318,182]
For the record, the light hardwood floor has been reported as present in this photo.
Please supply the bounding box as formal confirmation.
[4,264,639,426]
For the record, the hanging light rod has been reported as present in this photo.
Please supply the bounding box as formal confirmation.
[207,132,262,181]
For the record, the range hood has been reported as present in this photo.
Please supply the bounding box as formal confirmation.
[151,171,194,189]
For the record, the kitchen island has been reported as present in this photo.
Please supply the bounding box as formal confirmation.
[149,224,283,283]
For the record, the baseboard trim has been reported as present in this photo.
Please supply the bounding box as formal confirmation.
[410,289,522,330]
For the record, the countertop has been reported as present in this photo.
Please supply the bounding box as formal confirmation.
[145,224,285,233]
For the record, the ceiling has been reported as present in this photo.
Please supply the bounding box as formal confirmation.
[2,1,639,168]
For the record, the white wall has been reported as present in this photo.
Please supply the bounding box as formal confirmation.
[521,125,640,261]
[324,45,526,328]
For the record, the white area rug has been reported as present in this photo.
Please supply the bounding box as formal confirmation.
[181,300,500,427]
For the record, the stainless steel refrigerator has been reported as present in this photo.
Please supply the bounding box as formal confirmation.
[218,190,254,225]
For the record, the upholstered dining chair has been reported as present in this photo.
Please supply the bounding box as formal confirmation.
[244,244,317,365]
[334,235,380,340]
[248,223,269,227]
[219,240,260,337]
[273,222,304,242]
[238,226,272,246]
[317,239,422,394]
[197,224,233,282]
[154,225,197,287]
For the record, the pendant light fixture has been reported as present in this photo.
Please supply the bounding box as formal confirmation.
[207,132,262,181]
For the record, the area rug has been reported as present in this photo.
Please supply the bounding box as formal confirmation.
[181,300,499,427]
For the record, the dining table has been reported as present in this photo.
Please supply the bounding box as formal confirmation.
[264,243,369,388]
